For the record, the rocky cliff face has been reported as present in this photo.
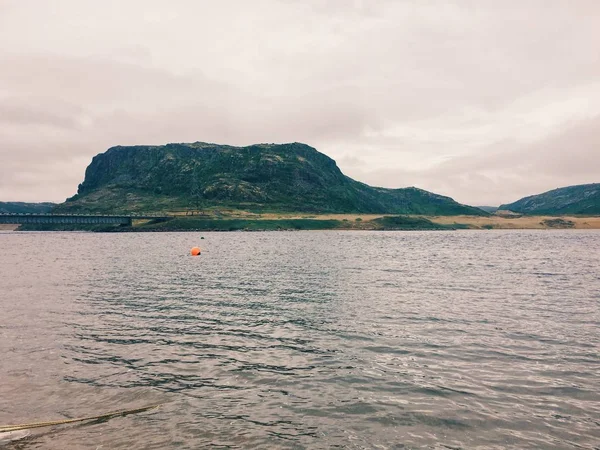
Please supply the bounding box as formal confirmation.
[500,183,600,215]
[59,142,485,215]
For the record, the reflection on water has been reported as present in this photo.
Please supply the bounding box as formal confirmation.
[1,230,599,449]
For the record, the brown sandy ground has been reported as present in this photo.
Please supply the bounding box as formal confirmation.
[6,210,598,231]
[428,215,600,229]
[166,210,600,230]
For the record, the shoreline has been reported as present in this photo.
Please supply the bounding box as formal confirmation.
[8,214,600,232]
[428,214,600,230]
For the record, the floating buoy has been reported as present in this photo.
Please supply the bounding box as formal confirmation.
[190,247,201,256]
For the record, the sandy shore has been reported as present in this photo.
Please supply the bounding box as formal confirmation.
[224,213,600,229]
[0,224,18,231]
[428,215,600,229]
[252,214,600,229]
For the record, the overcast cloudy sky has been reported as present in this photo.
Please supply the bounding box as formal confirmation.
[1,1,598,206]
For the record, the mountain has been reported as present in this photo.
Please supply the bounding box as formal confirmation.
[476,206,499,213]
[57,142,486,215]
[0,202,56,214]
[499,183,600,215]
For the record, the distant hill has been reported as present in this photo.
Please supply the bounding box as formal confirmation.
[56,142,485,216]
[0,202,56,214]
[476,206,499,213]
[499,183,600,215]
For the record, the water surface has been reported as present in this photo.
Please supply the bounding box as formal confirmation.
[1,230,599,449]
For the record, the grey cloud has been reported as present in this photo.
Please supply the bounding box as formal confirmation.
[0,98,84,129]
[0,53,213,107]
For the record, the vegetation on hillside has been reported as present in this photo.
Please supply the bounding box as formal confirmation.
[0,201,56,214]
[500,183,600,215]
[55,142,486,216]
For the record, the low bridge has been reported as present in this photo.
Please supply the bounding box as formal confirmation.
[0,213,171,226]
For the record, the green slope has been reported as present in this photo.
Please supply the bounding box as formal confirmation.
[56,142,485,216]
[0,201,56,214]
[500,183,600,215]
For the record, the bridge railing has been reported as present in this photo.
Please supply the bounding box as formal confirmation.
[0,213,172,225]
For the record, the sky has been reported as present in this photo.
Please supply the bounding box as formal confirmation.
[1,0,599,206]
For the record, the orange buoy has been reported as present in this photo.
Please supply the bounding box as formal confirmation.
[190,247,201,256]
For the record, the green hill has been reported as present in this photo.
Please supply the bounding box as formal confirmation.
[56,142,485,215]
[0,201,56,214]
[499,183,600,215]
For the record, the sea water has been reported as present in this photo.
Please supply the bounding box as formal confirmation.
[1,230,599,449]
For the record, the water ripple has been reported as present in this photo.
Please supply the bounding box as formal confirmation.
[1,230,599,448]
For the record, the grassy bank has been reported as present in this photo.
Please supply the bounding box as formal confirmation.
[13,215,458,232]
[129,215,456,231]
[136,217,344,231]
